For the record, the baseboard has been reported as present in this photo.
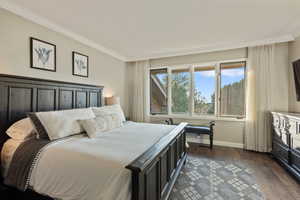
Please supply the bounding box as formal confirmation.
[187,137,244,149]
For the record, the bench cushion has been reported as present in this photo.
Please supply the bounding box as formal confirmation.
[185,126,211,135]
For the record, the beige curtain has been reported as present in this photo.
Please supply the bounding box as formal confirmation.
[245,44,275,152]
[130,60,150,122]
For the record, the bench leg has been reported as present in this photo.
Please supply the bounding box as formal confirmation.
[210,134,213,149]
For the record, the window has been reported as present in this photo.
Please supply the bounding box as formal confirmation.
[150,68,168,114]
[220,62,246,116]
[194,66,215,115]
[171,68,190,114]
[149,60,246,118]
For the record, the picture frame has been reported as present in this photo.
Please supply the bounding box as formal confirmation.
[72,51,89,77]
[30,37,56,72]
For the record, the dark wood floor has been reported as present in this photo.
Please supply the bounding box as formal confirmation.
[187,143,300,200]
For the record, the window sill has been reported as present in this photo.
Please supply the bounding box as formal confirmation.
[149,114,245,122]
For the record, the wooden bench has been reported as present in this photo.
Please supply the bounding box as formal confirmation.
[166,119,215,149]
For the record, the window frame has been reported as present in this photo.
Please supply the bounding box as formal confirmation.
[192,63,218,117]
[218,61,247,118]
[149,68,168,115]
[148,58,247,120]
[170,65,192,115]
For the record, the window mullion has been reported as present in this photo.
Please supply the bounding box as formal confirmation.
[216,63,221,117]
[190,65,194,116]
[167,68,172,115]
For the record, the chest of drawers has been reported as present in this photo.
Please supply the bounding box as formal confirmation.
[271,112,300,182]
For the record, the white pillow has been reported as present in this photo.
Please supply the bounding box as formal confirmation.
[92,105,126,122]
[78,118,107,138]
[79,113,123,138]
[28,108,95,140]
[6,118,36,141]
[97,113,123,130]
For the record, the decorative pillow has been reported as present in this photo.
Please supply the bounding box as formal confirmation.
[28,108,96,140]
[92,104,126,122]
[96,113,123,130]
[79,113,123,138]
[6,118,36,141]
[78,118,107,138]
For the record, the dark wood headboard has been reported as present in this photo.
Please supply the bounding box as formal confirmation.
[0,74,103,151]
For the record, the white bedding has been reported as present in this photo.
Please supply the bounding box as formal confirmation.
[27,121,176,200]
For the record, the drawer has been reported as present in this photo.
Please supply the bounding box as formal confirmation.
[291,136,300,153]
[273,127,281,138]
[272,114,280,129]
[279,116,286,130]
[291,150,300,173]
[272,140,289,164]
[281,133,290,146]
[288,119,298,135]
[273,131,281,142]
[274,131,290,147]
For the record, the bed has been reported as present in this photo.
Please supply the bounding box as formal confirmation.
[0,74,187,200]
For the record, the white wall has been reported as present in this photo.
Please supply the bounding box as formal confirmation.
[288,36,300,112]
[272,43,289,112]
[0,8,128,114]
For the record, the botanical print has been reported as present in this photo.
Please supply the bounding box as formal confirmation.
[73,52,88,77]
[75,59,87,72]
[35,48,52,66]
[31,38,56,71]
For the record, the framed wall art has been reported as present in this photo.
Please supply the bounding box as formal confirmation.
[30,37,56,71]
[72,51,89,77]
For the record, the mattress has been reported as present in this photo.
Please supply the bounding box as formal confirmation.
[6,121,176,200]
[1,139,23,178]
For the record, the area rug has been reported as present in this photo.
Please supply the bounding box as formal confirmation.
[169,156,265,200]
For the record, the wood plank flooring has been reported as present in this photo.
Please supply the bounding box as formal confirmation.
[187,143,300,200]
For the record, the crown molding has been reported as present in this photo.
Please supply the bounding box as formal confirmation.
[0,0,127,61]
[125,34,295,62]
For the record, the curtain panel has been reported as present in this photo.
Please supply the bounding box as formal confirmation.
[245,44,275,152]
[130,60,150,122]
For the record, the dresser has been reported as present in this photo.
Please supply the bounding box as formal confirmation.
[271,112,300,182]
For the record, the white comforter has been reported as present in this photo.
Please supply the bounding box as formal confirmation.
[29,122,176,200]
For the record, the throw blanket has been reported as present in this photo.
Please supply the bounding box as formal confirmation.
[4,138,51,191]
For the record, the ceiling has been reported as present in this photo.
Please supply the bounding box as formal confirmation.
[1,0,300,61]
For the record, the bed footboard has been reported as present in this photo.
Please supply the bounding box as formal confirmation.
[126,123,188,200]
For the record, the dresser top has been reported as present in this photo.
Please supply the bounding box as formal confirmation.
[271,111,300,119]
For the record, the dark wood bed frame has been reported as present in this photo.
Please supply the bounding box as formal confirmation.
[0,74,187,200]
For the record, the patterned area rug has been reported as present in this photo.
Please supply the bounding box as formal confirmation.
[169,156,265,200]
